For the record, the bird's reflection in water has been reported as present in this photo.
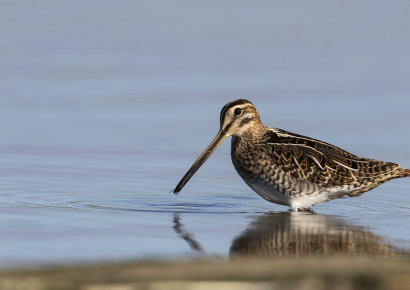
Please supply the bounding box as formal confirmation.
[172,212,407,258]
[173,213,204,253]
[230,212,407,258]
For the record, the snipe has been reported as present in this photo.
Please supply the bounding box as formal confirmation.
[173,99,410,211]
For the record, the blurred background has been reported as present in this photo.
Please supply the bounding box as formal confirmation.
[0,1,410,267]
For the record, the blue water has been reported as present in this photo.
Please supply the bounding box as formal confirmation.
[1,1,410,266]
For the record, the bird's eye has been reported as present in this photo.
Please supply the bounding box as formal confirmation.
[234,108,242,116]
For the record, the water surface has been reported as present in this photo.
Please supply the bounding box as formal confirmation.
[1,1,410,267]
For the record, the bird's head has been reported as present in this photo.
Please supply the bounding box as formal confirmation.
[173,99,262,194]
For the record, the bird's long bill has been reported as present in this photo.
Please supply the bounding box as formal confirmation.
[173,129,228,194]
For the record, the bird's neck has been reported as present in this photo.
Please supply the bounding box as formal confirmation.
[232,124,267,150]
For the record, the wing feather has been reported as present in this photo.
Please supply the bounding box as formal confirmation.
[262,128,398,187]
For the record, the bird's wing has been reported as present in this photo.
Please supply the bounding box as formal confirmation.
[261,128,398,186]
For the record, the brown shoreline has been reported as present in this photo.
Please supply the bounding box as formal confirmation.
[1,257,410,290]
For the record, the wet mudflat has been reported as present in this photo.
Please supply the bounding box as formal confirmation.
[2,257,410,290]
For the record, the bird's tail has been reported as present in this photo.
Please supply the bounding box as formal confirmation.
[403,169,410,177]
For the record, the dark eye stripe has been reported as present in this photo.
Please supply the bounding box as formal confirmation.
[220,99,253,127]
[239,117,253,127]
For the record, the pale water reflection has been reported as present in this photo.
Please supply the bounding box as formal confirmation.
[230,212,408,258]
[174,212,408,258]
